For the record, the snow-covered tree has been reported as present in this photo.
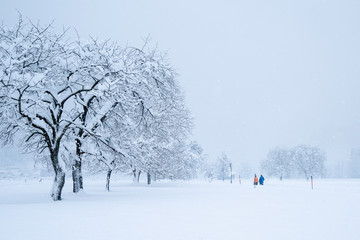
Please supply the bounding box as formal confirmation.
[261,147,293,180]
[292,145,326,180]
[216,152,231,181]
[185,141,205,179]
[150,141,204,181]
[203,160,217,182]
[77,41,193,187]
[0,18,102,200]
[65,39,134,192]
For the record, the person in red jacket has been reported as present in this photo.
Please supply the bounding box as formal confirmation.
[254,174,259,188]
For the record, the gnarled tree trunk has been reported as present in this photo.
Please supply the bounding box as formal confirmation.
[51,150,65,201]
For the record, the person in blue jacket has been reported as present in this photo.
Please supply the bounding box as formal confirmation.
[259,175,265,185]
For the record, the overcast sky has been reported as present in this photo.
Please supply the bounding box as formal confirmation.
[1,0,360,173]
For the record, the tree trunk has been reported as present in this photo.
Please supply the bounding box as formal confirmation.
[137,171,141,182]
[133,169,136,182]
[147,171,151,185]
[72,138,84,193]
[50,149,65,201]
[106,169,112,191]
[52,170,65,201]
[133,169,142,183]
[72,160,83,193]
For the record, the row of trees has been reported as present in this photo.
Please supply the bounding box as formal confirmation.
[0,17,201,200]
[261,145,326,180]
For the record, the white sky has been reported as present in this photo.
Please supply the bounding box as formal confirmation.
[1,0,360,172]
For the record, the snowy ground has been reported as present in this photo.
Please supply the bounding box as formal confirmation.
[0,178,359,240]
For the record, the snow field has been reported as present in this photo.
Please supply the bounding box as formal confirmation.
[0,178,359,240]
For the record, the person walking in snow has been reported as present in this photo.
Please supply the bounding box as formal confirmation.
[259,175,265,185]
[253,174,258,188]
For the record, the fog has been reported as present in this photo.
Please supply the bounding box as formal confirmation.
[1,0,360,175]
